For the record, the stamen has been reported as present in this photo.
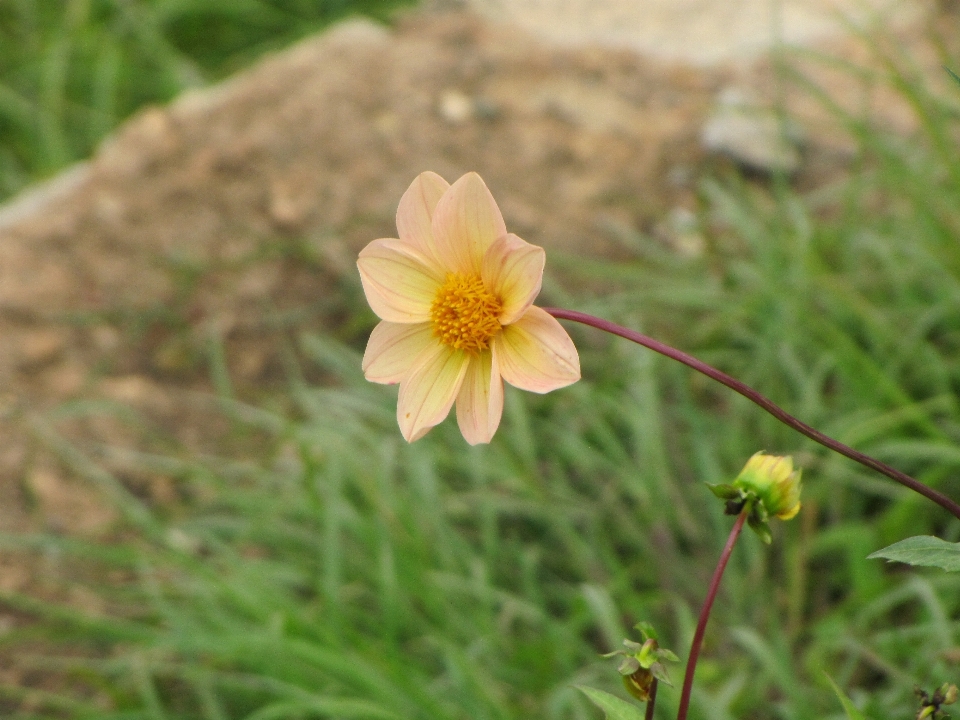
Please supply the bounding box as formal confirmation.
[430,273,503,352]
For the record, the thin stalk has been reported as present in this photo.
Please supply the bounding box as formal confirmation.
[544,307,960,522]
[676,510,748,720]
[645,678,658,720]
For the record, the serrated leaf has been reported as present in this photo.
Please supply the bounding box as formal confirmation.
[577,686,647,720]
[824,673,868,720]
[867,536,960,572]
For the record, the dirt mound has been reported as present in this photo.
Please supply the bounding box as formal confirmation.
[0,10,720,539]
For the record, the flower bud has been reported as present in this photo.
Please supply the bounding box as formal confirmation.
[916,683,959,720]
[734,452,802,521]
[601,623,679,703]
[707,452,803,543]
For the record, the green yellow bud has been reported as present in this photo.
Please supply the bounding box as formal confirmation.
[734,452,802,520]
[707,452,803,543]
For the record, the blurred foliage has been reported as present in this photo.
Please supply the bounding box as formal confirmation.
[0,0,415,200]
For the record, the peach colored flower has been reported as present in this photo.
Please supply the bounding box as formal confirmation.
[357,171,580,444]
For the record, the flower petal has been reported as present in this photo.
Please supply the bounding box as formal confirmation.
[481,233,545,325]
[397,342,469,442]
[493,306,580,393]
[432,172,508,275]
[362,321,435,385]
[456,351,504,445]
[396,171,450,267]
[357,238,443,323]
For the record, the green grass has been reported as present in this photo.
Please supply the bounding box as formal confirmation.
[2,7,960,720]
[0,0,415,201]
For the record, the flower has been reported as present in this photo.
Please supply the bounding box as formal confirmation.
[357,171,580,444]
[707,452,802,543]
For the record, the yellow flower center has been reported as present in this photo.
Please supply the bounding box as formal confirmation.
[430,273,503,353]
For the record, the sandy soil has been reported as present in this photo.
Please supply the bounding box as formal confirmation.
[467,0,933,65]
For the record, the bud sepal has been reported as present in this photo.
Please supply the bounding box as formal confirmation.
[602,623,679,702]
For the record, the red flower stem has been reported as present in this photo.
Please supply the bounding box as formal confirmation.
[544,307,960,522]
[676,510,747,720]
[645,678,658,720]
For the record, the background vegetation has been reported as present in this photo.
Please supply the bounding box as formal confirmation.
[1,1,960,719]
[0,0,413,201]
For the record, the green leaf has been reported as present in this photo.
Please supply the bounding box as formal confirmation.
[947,66,960,88]
[577,686,647,720]
[867,536,960,572]
[824,673,868,720]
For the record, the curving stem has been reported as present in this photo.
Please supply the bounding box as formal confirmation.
[676,510,747,720]
[544,308,960,522]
